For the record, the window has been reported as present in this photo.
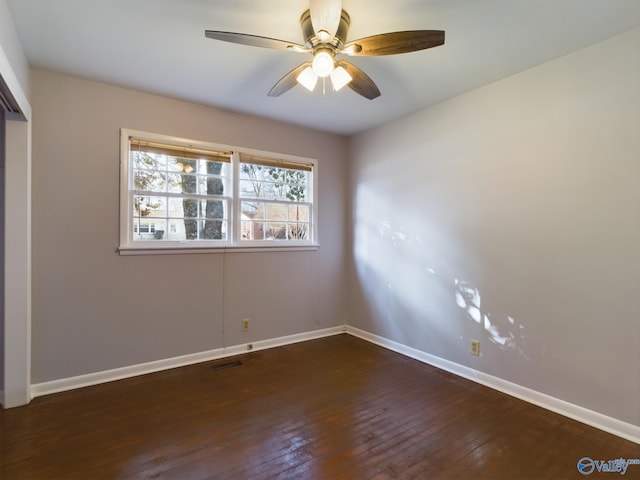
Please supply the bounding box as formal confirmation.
[119,129,317,253]
[239,154,312,242]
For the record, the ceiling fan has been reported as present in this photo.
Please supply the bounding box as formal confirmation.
[205,0,444,100]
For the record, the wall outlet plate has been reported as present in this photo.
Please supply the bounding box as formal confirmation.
[242,319,250,332]
[470,340,480,356]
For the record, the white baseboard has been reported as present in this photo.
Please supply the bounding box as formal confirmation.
[30,326,344,399]
[346,326,640,445]
[28,324,639,445]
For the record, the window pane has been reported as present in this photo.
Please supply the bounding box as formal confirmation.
[182,198,199,218]
[167,197,185,216]
[167,173,183,193]
[259,181,277,200]
[199,199,226,219]
[239,162,310,203]
[266,222,287,240]
[289,223,309,240]
[202,220,227,240]
[269,182,290,200]
[133,195,167,218]
[167,219,184,241]
[266,203,287,221]
[241,201,265,220]
[242,221,264,240]
[133,219,167,241]
[288,204,309,222]
[198,175,225,196]
[168,157,186,172]
[287,171,308,201]
[238,200,311,241]
[240,164,270,181]
[151,220,168,240]
[134,170,166,193]
[180,173,198,195]
[171,158,197,175]
[287,183,307,202]
[239,179,264,198]
[132,152,166,170]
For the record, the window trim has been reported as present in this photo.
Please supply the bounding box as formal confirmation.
[119,129,319,255]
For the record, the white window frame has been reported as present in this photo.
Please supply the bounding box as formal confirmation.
[119,129,318,255]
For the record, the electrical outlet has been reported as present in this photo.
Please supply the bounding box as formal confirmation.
[242,319,250,332]
[470,340,480,356]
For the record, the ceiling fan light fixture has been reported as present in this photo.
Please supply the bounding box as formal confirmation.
[312,49,334,77]
[205,1,444,101]
[297,66,318,91]
[330,65,352,91]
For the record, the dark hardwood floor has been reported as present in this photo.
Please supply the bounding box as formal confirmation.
[1,334,638,479]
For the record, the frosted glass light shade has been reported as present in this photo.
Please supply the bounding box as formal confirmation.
[330,66,352,91]
[312,50,334,78]
[297,67,318,91]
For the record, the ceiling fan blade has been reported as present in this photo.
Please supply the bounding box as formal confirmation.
[336,61,380,100]
[268,62,312,97]
[205,31,308,52]
[309,0,342,40]
[343,30,445,56]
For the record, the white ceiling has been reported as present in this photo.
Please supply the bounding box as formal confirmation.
[6,0,640,135]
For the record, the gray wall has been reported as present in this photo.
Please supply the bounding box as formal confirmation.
[348,27,640,426]
[31,69,348,383]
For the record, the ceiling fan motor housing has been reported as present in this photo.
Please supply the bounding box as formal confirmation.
[300,9,351,50]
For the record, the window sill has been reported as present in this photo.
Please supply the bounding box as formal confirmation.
[118,244,320,256]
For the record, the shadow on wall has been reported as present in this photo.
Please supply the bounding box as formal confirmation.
[352,184,530,366]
